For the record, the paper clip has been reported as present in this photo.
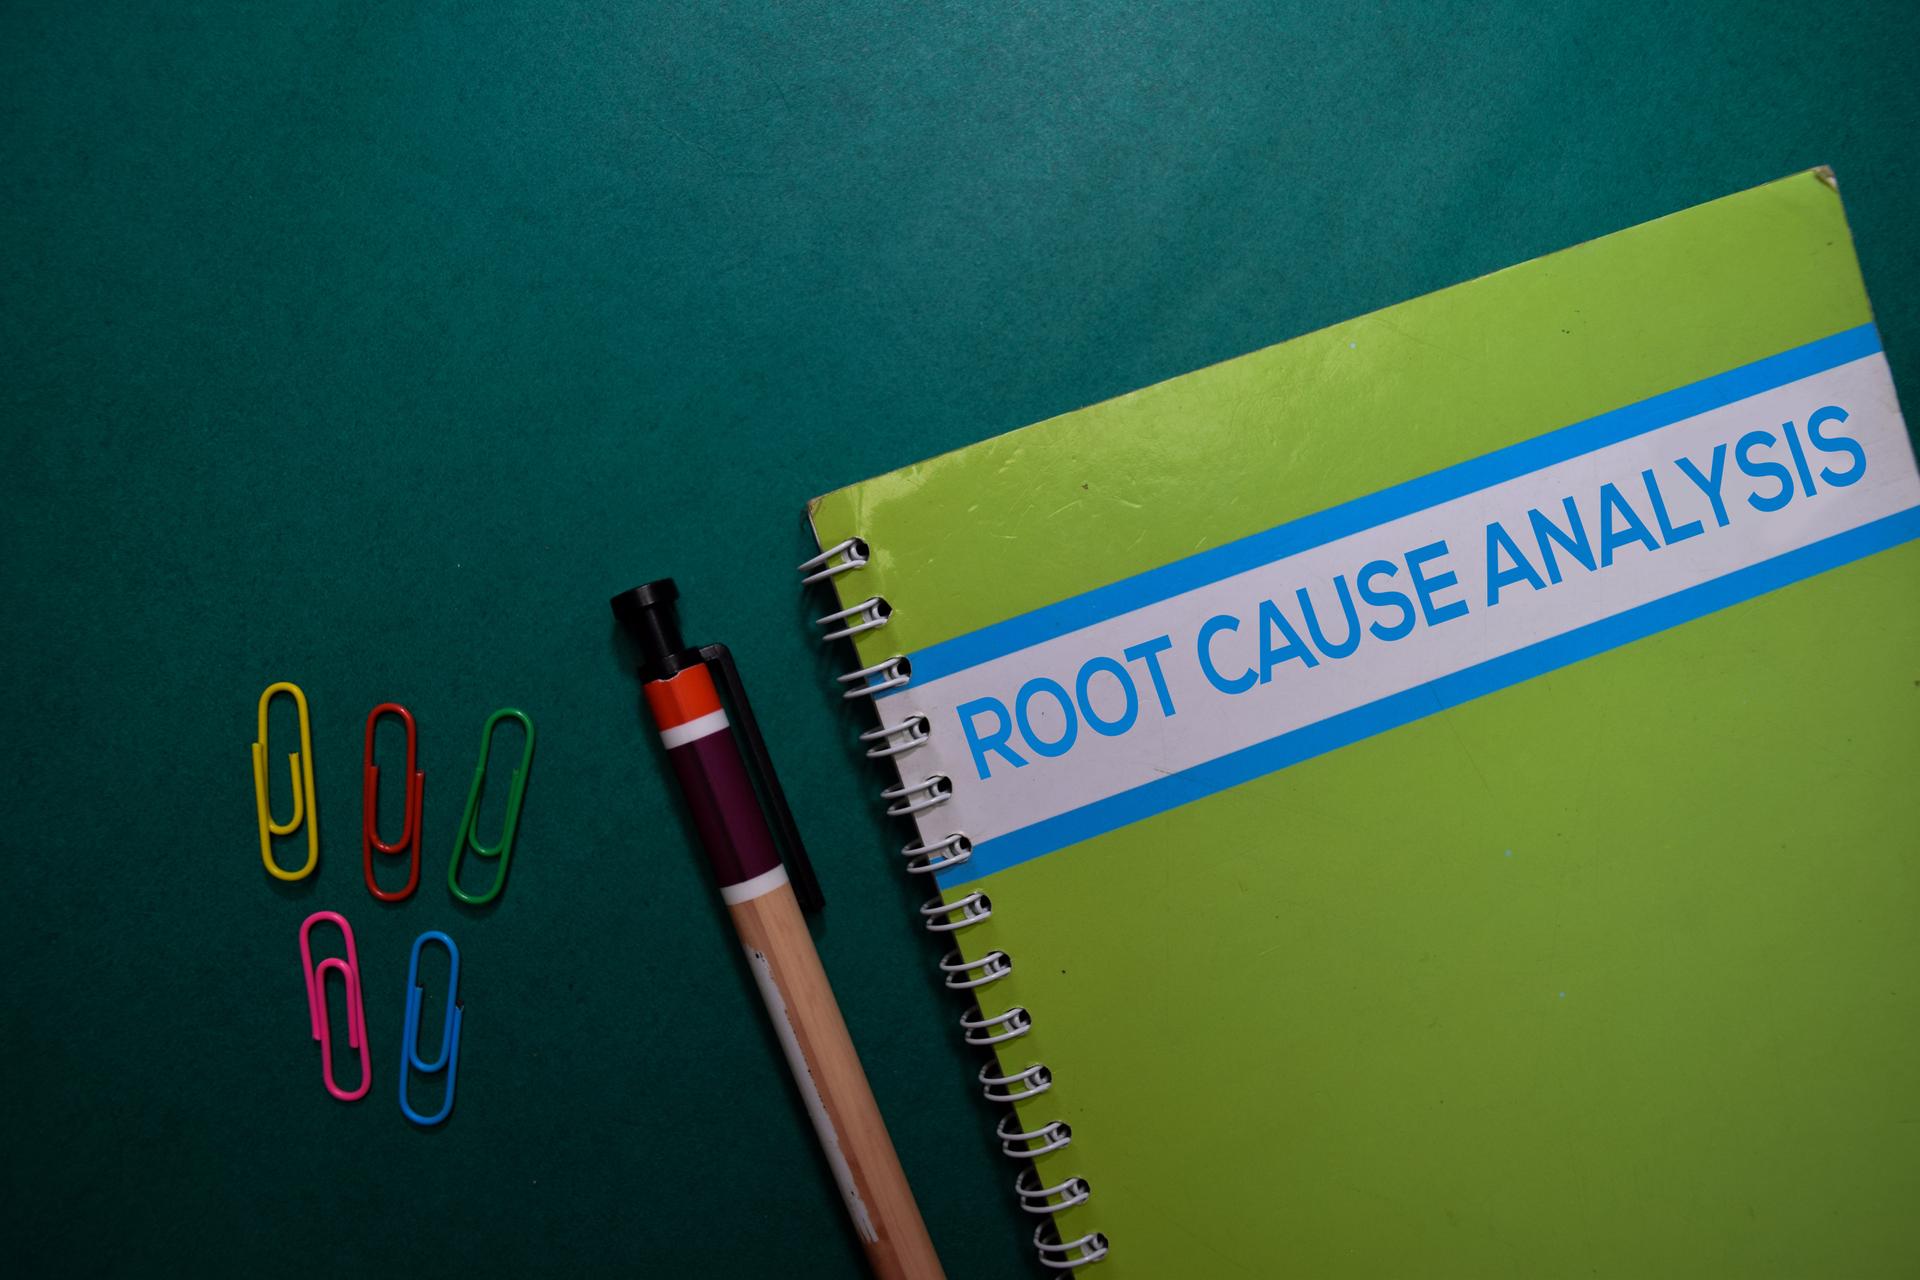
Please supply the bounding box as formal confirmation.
[399,931,463,1126]
[448,708,536,906]
[253,681,319,881]
[363,703,425,902]
[299,911,370,1102]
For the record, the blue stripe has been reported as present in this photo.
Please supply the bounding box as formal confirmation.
[936,505,1920,888]
[885,323,1883,698]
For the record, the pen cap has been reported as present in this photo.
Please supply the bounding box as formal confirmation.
[611,579,694,681]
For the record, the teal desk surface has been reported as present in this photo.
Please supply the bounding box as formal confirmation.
[4,3,1916,1276]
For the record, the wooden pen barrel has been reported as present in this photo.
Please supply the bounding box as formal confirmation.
[641,658,943,1278]
[730,872,946,1280]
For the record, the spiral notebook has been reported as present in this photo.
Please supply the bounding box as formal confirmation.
[800,170,1920,1276]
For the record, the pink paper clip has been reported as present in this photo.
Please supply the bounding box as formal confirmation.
[299,911,371,1102]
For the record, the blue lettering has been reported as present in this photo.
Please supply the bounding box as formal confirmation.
[1257,598,1320,680]
[1075,656,1139,737]
[1406,539,1468,626]
[1640,468,1703,545]
[1737,429,1794,512]
[1197,614,1256,694]
[1122,635,1178,717]
[1527,498,1596,584]
[1485,520,1546,606]
[1807,405,1866,488]
[1781,420,1818,497]
[1356,559,1415,642]
[1675,444,1731,528]
[1014,677,1077,758]
[1597,482,1658,566]
[1295,575,1362,659]
[957,696,1026,780]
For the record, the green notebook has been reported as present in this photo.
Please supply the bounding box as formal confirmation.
[801,169,1920,1276]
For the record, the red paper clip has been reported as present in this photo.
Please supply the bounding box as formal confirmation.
[362,703,424,902]
[299,911,371,1102]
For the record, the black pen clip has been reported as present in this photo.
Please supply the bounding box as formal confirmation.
[698,643,825,913]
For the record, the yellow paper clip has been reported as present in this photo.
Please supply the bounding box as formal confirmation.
[253,681,319,880]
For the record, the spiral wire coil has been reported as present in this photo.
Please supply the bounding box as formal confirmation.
[799,537,1109,1273]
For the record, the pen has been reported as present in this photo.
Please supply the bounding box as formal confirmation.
[611,579,945,1280]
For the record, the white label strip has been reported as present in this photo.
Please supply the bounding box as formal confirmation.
[883,337,1918,886]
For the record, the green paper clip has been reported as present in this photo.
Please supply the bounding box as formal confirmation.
[448,708,536,905]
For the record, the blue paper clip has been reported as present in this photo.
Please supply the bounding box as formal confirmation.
[399,931,463,1127]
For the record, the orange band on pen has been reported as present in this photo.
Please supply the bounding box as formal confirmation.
[643,664,723,731]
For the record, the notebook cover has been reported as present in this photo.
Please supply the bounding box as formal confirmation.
[807,170,1920,1276]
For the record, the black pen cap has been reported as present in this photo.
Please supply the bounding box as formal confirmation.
[611,579,691,681]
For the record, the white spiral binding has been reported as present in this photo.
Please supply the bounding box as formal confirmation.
[997,1113,1072,1158]
[798,537,869,584]
[960,1004,1031,1046]
[862,715,929,758]
[940,948,1009,989]
[815,595,891,642]
[1035,1224,1110,1271]
[881,774,951,817]
[919,890,991,932]
[801,538,1106,1271]
[837,655,910,700]
[1015,1167,1087,1213]
[982,1061,1052,1103]
[902,832,971,876]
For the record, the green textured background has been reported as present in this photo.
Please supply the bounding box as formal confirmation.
[2,3,1916,1277]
